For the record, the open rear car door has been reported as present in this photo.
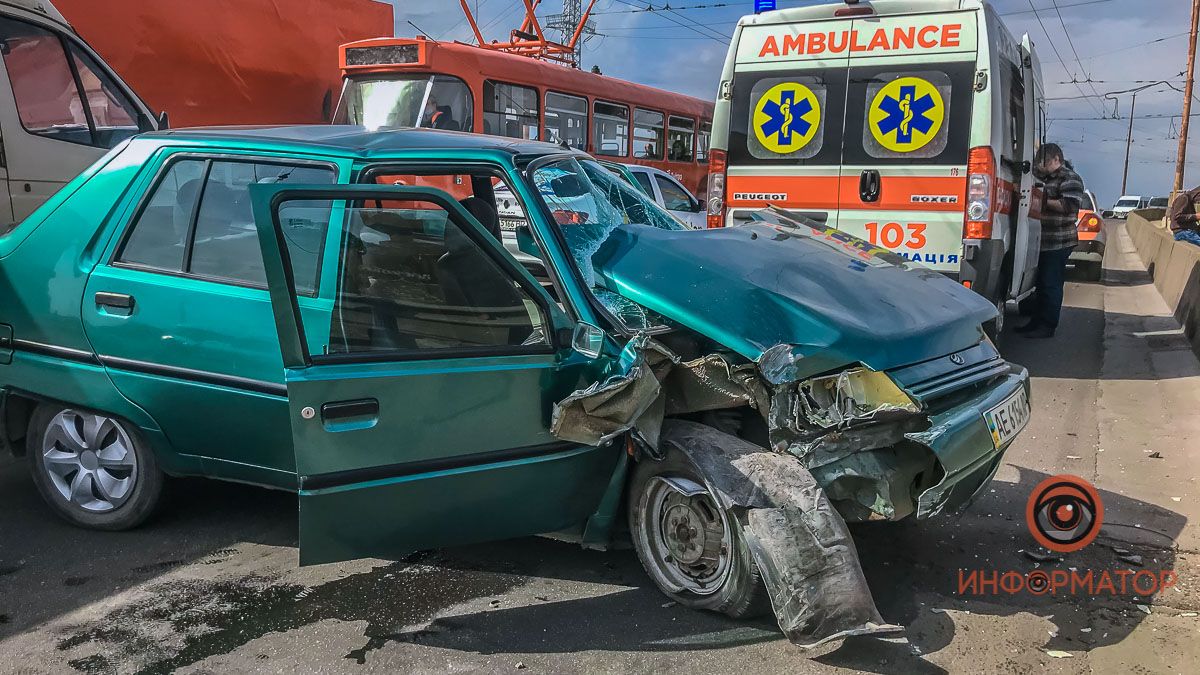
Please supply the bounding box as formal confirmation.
[250,184,619,565]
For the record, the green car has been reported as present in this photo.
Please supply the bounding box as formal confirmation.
[0,127,1029,644]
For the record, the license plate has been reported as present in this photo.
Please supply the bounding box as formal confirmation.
[984,388,1030,449]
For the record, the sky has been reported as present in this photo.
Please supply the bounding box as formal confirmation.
[387,0,1197,206]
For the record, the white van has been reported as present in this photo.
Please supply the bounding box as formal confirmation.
[1111,195,1146,219]
[706,0,1045,335]
[0,0,161,229]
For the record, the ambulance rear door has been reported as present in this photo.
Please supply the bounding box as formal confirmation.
[836,11,979,274]
[726,19,852,229]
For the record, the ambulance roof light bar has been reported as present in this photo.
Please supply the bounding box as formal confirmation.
[835,0,875,17]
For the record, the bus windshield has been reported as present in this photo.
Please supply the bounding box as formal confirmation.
[336,74,473,131]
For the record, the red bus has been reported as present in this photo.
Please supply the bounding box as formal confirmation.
[332,36,715,196]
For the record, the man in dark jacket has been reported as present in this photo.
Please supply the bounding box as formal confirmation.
[1017,143,1086,338]
[1169,186,1200,246]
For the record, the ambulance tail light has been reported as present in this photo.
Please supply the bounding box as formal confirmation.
[964,146,995,239]
[707,149,727,229]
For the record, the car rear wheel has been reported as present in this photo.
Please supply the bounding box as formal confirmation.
[27,403,164,530]
[628,448,769,618]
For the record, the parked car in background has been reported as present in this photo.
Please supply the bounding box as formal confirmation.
[625,164,706,229]
[0,126,1029,643]
[1071,189,1104,281]
[0,0,162,230]
[1148,196,1170,209]
[1112,195,1147,218]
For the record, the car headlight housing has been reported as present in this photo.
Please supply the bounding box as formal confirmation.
[797,367,921,429]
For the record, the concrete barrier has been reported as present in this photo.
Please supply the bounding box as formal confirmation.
[1125,209,1200,358]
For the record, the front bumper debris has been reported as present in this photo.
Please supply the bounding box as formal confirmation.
[550,335,1029,647]
[909,365,1029,518]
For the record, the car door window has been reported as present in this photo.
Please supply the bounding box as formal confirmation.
[116,157,336,294]
[66,42,141,148]
[317,198,551,356]
[0,16,142,149]
[188,161,334,292]
[654,174,695,212]
[117,159,207,271]
[632,171,654,197]
[0,16,90,145]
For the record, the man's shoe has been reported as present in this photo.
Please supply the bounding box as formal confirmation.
[1014,321,1042,334]
[1022,327,1056,339]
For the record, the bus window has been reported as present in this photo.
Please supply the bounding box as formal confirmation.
[337,74,472,131]
[667,116,695,162]
[544,91,587,150]
[593,101,629,157]
[697,122,711,163]
[634,108,664,159]
[484,80,539,139]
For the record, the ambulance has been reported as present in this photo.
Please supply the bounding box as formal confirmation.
[706,0,1045,336]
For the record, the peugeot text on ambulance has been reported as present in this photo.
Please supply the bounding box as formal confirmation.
[706,0,1046,334]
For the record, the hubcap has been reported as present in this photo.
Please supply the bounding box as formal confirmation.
[638,476,732,596]
[41,410,137,513]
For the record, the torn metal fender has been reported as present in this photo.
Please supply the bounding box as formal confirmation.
[551,336,766,450]
[660,419,902,648]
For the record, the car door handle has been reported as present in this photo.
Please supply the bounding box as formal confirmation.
[859,170,881,203]
[95,292,135,310]
[320,398,379,421]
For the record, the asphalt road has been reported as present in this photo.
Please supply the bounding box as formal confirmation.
[2,222,1198,674]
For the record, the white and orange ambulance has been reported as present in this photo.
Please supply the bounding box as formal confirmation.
[706,0,1045,335]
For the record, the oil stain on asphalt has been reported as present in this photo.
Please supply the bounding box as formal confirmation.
[54,553,524,674]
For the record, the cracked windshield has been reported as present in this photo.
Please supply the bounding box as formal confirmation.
[532,157,683,329]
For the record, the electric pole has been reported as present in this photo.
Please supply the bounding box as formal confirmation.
[546,0,596,68]
[1173,0,1200,193]
[1122,92,1137,196]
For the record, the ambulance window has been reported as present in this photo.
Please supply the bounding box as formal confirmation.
[745,76,828,161]
[860,71,953,160]
[634,108,665,160]
[697,122,711,162]
[842,62,973,165]
[593,101,629,157]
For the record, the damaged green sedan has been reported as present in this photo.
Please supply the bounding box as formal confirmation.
[0,127,1028,647]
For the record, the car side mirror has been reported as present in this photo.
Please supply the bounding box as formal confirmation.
[515,224,541,258]
[571,322,605,358]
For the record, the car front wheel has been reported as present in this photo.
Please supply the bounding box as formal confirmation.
[27,403,164,530]
[628,448,769,618]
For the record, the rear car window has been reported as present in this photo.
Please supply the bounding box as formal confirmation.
[843,62,974,165]
[116,157,335,294]
[729,69,845,166]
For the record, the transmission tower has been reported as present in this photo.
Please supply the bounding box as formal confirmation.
[546,0,597,68]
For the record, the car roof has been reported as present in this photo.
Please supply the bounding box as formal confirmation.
[136,125,573,159]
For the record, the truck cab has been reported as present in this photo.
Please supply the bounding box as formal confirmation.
[0,0,160,230]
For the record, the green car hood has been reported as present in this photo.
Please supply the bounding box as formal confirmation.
[592,220,997,383]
